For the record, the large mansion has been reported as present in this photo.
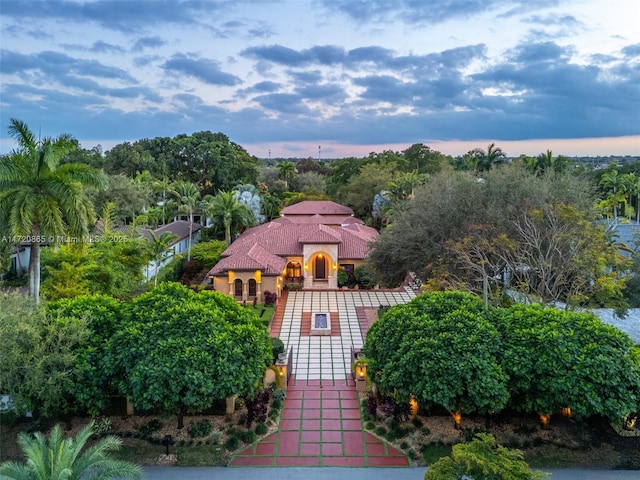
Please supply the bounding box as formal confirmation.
[207,201,378,302]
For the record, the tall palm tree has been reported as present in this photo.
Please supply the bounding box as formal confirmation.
[0,422,142,480]
[202,191,254,245]
[621,172,638,221]
[600,169,624,220]
[277,161,296,188]
[0,119,105,302]
[148,230,178,286]
[171,180,200,260]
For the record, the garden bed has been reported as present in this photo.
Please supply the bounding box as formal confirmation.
[358,395,640,469]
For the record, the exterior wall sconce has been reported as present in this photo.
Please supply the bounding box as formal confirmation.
[333,263,337,270]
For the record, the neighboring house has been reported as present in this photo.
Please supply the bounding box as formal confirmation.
[207,201,378,302]
[141,220,202,281]
[7,243,30,274]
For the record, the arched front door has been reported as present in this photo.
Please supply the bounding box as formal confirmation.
[234,278,243,297]
[315,254,326,279]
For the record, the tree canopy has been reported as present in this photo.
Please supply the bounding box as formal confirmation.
[112,283,272,428]
[364,291,640,428]
[368,164,626,308]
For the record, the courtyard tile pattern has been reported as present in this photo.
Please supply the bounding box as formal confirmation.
[232,289,415,467]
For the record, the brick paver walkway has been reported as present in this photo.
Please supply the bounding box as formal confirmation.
[231,289,415,467]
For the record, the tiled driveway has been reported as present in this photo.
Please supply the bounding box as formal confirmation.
[230,288,416,467]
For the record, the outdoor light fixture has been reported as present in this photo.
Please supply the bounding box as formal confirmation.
[162,434,172,455]
[356,363,366,379]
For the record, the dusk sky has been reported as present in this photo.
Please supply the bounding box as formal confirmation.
[1,0,639,159]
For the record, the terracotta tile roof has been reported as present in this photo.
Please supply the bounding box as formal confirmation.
[208,203,377,277]
[281,201,354,216]
[208,243,286,276]
[278,214,365,225]
[298,224,342,244]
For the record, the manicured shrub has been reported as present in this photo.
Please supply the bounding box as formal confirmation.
[263,291,277,306]
[188,419,212,438]
[224,436,239,451]
[255,423,268,435]
[240,430,256,444]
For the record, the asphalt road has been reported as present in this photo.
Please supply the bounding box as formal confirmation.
[141,467,640,479]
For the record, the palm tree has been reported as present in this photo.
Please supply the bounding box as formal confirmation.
[171,180,200,261]
[276,161,296,188]
[202,191,254,245]
[148,230,178,286]
[0,119,105,302]
[600,169,624,220]
[621,172,638,221]
[467,143,506,172]
[0,422,142,480]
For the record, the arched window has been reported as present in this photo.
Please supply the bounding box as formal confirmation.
[234,278,243,297]
[286,261,302,278]
[315,254,326,279]
[248,278,257,297]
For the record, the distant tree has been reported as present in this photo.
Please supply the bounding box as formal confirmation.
[171,181,201,260]
[88,173,151,225]
[296,157,331,175]
[148,231,178,286]
[202,191,254,246]
[402,143,450,174]
[600,169,625,220]
[0,119,105,302]
[103,141,156,177]
[0,423,142,480]
[277,161,296,188]
[344,163,396,220]
[325,157,366,198]
[465,143,506,172]
[424,433,546,480]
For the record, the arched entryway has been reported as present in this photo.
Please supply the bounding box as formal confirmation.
[248,278,257,297]
[234,278,243,297]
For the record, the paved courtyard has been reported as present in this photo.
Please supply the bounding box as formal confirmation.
[274,289,416,381]
[230,288,416,467]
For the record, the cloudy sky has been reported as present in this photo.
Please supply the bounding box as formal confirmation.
[1,0,639,158]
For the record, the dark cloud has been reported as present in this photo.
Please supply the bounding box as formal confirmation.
[296,84,345,100]
[622,44,640,58]
[321,0,547,25]
[132,36,167,52]
[0,0,219,33]
[90,41,126,54]
[253,93,310,114]
[287,70,323,85]
[162,53,242,86]
[0,49,135,82]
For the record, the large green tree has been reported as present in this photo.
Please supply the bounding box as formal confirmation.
[113,283,272,428]
[368,164,620,307]
[495,304,640,424]
[365,292,508,429]
[0,423,142,480]
[47,295,125,415]
[0,119,105,302]
[0,293,86,418]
